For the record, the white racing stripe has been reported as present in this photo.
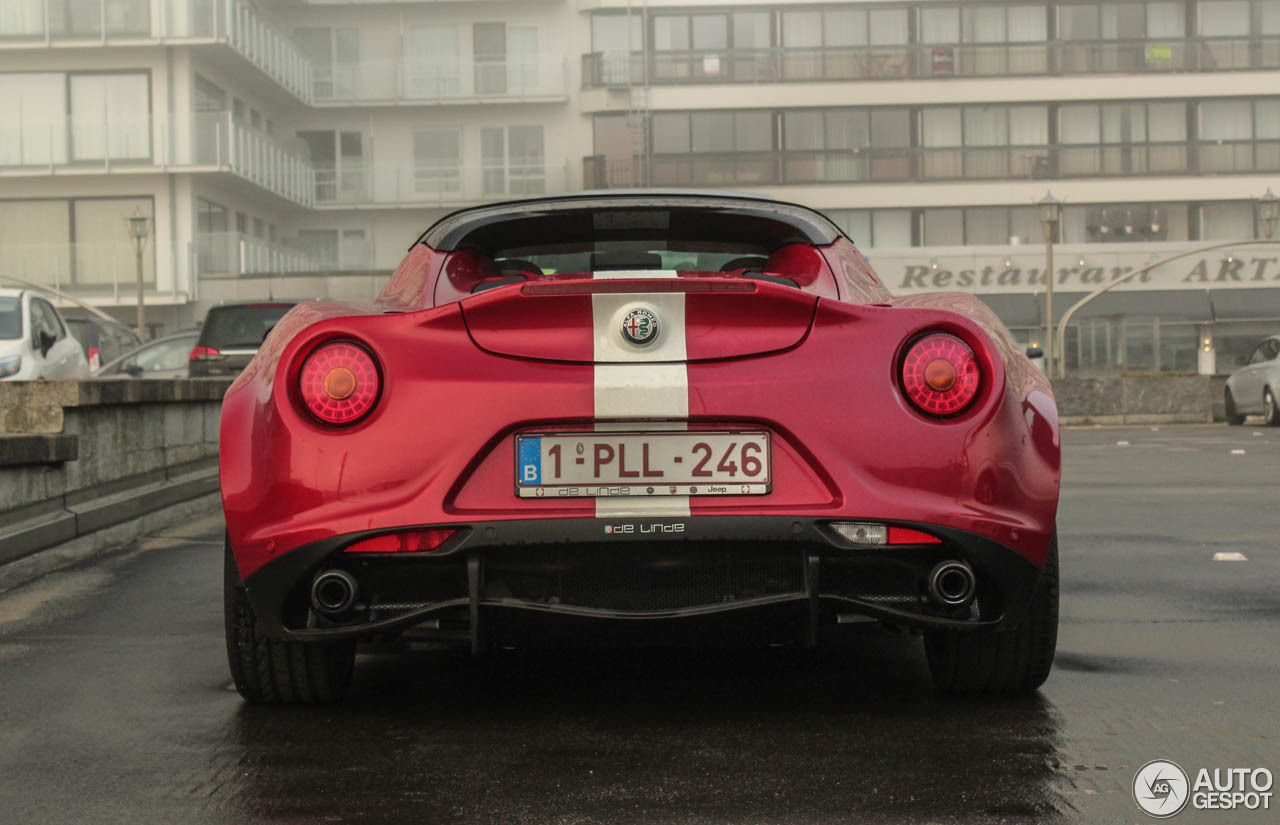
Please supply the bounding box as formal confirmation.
[591,270,690,518]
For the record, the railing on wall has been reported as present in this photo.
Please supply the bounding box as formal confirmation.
[0,0,313,103]
[312,57,568,104]
[311,160,570,207]
[582,37,1280,88]
[583,140,1280,189]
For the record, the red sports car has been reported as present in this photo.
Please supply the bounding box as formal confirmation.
[221,193,1060,703]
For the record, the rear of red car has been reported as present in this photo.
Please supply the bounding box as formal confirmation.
[221,194,1060,703]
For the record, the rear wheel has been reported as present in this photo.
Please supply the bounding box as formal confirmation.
[924,537,1058,694]
[1265,388,1280,427]
[224,537,355,704]
[1225,388,1245,426]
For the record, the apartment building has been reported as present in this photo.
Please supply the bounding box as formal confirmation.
[2,0,1279,373]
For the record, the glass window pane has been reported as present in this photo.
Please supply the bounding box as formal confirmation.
[923,108,963,147]
[873,210,913,247]
[1010,207,1042,244]
[1101,104,1147,143]
[0,73,67,165]
[652,113,689,153]
[782,11,821,48]
[75,198,153,285]
[1256,101,1280,139]
[653,16,688,51]
[1059,5,1100,39]
[924,208,964,245]
[868,9,909,44]
[1059,104,1101,143]
[1200,101,1252,140]
[871,110,910,147]
[965,207,1010,244]
[825,10,867,46]
[964,107,1008,146]
[1009,106,1048,145]
[1198,1,1250,36]
[0,200,71,289]
[828,210,872,244]
[964,7,1007,43]
[691,15,727,50]
[921,8,960,43]
[1147,2,1186,37]
[735,111,772,151]
[1148,102,1186,140]
[1262,0,1280,34]
[1101,3,1145,38]
[691,112,733,152]
[784,111,823,150]
[825,111,869,149]
[1200,201,1254,239]
[1008,6,1048,41]
[732,12,771,48]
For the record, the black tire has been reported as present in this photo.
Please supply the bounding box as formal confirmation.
[1225,388,1245,426]
[1265,388,1280,427]
[224,536,355,704]
[925,537,1059,694]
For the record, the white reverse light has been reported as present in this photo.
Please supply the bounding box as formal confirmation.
[830,522,888,545]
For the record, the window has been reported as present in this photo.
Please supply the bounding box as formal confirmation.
[340,230,369,269]
[295,27,359,98]
[1198,1,1251,36]
[69,73,149,161]
[592,13,643,52]
[1061,203,1189,242]
[1201,201,1256,238]
[826,209,911,247]
[405,25,460,97]
[0,73,66,165]
[298,130,365,202]
[481,125,546,196]
[414,129,461,193]
[74,199,155,284]
[0,197,154,287]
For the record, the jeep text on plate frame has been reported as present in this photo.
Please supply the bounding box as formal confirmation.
[515,431,771,497]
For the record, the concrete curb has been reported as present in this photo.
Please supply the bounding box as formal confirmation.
[0,492,223,595]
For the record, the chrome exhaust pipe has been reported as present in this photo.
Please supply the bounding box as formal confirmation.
[311,569,358,615]
[926,561,976,607]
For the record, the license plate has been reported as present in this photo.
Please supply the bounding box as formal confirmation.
[516,431,770,498]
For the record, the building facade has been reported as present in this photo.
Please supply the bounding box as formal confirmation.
[2,0,1279,373]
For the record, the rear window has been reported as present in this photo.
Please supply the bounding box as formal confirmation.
[199,304,295,350]
[0,298,20,340]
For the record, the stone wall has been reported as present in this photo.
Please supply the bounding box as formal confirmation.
[1053,375,1219,425]
[0,379,232,575]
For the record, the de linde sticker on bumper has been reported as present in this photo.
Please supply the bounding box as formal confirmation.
[1133,759,1272,818]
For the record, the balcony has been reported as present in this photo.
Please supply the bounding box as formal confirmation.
[0,111,315,208]
[194,232,367,276]
[582,37,1280,89]
[311,160,570,208]
[583,140,1280,189]
[1,0,313,103]
[312,57,568,105]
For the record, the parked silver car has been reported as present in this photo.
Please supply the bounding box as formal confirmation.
[93,331,200,380]
[1225,334,1280,426]
[0,287,91,381]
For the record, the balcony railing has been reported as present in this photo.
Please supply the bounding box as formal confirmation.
[193,232,358,276]
[311,160,570,207]
[311,57,568,104]
[582,36,1280,88]
[0,111,315,207]
[584,140,1280,188]
[1,0,313,103]
[0,241,153,298]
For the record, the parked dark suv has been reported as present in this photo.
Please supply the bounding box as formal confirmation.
[189,302,296,378]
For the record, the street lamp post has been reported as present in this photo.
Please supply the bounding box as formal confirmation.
[1261,189,1279,240]
[1038,192,1062,379]
[126,210,150,340]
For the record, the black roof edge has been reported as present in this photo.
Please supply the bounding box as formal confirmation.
[411,191,846,252]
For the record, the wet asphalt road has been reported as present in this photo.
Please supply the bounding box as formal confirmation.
[0,425,1278,824]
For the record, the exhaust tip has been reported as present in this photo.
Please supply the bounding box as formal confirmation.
[311,569,358,615]
[927,561,976,607]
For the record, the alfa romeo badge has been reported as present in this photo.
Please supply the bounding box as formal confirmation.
[621,307,660,346]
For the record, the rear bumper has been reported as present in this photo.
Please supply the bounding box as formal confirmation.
[239,517,1044,644]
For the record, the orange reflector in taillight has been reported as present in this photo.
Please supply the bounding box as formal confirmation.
[344,529,456,554]
[887,526,942,545]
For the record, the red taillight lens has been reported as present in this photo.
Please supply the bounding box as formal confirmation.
[887,526,942,545]
[901,332,980,416]
[299,341,380,425]
[188,346,222,361]
[344,529,456,554]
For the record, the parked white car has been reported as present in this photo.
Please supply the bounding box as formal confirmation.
[0,287,92,381]
[1225,334,1280,426]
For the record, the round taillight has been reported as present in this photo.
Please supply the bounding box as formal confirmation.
[901,333,980,416]
[299,341,380,425]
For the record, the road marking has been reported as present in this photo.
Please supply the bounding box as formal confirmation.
[1213,552,1248,561]
[1230,449,1246,455]
[1116,440,1130,446]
